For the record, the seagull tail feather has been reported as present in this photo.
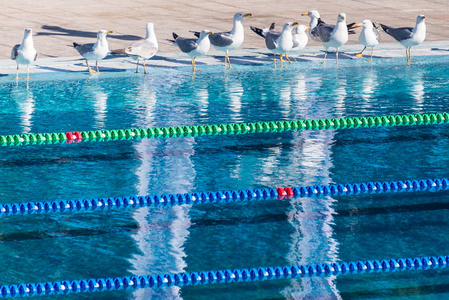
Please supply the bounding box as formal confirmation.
[172,32,179,40]
[250,25,265,38]
[189,31,201,38]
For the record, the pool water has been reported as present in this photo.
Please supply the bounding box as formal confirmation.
[1,56,449,299]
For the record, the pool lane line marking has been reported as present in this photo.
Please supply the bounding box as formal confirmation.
[0,177,446,217]
[0,255,446,297]
[1,112,449,146]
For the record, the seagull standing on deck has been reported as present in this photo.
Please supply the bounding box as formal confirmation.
[301,10,321,40]
[317,13,349,64]
[193,12,252,68]
[251,22,298,68]
[379,15,426,62]
[73,30,114,74]
[11,28,37,80]
[172,29,212,72]
[301,10,356,41]
[354,20,380,61]
[125,23,158,74]
[291,24,310,54]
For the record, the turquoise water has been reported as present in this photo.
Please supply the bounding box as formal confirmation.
[1,56,449,299]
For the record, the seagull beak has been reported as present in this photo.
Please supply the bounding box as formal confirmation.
[292,22,299,26]
[353,23,362,28]
[301,13,308,16]
[307,26,311,29]
[107,30,114,34]
[208,32,213,35]
[244,13,252,17]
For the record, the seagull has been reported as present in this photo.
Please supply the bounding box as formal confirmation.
[301,10,356,41]
[353,20,380,61]
[124,23,158,74]
[192,12,252,68]
[301,10,321,40]
[317,13,349,64]
[73,30,113,74]
[291,24,310,53]
[171,29,212,72]
[251,22,298,68]
[379,15,426,62]
[11,28,37,80]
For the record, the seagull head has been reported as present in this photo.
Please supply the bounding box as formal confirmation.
[146,23,155,32]
[283,22,299,31]
[302,10,320,20]
[337,13,347,23]
[24,28,33,37]
[97,30,113,39]
[295,24,310,34]
[416,15,426,23]
[234,12,252,21]
[199,29,213,39]
[354,19,373,29]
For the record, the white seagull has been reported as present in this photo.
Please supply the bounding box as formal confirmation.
[379,15,426,62]
[317,13,349,64]
[301,10,321,40]
[125,23,158,74]
[172,29,212,72]
[291,24,310,54]
[354,20,380,61]
[11,28,37,80]
[251,22,298,68]
[73,29,114,74]
[193,12,252,68]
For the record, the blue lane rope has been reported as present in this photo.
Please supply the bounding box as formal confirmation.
[1,255,447,297]
[0,177,447,218]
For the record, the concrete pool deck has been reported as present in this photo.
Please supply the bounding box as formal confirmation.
[0,0,448,74]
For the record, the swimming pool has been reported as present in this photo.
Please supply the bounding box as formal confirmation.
[1,55,449,299]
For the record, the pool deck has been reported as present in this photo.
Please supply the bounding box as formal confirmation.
[0,0,448,74]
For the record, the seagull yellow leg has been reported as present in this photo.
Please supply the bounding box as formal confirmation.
[192,57,200,72]
[225,54,236,69]
[336,50,339,65]
[356,46,366,58]
[285,54,296,64]
[96,61,102,74]
[273,54,278,69]
[368,48,374,62]
[86,60,96,74]
[407,47,415,62]
[143,62,148,75]
[279,54,287,68]
[14,65,19,80]
[322,51,327,65]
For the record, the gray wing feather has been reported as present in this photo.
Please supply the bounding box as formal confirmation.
[317,24,335,43]
[175,38,198,53]
[380,24,412,41]
[209,32,234,47]
[75,43,95,56]
[11,44,19,60]
[126,40,158,58]
[265,31,280,50]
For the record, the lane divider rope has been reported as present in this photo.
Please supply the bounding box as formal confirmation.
[0,255,446,297]
[1,177,447,218]
[1,112,448,146]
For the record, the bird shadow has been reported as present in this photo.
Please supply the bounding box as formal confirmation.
[431,48,449,52]
[36,25,142,41]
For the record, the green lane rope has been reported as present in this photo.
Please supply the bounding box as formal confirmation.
[1,112,448,146]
